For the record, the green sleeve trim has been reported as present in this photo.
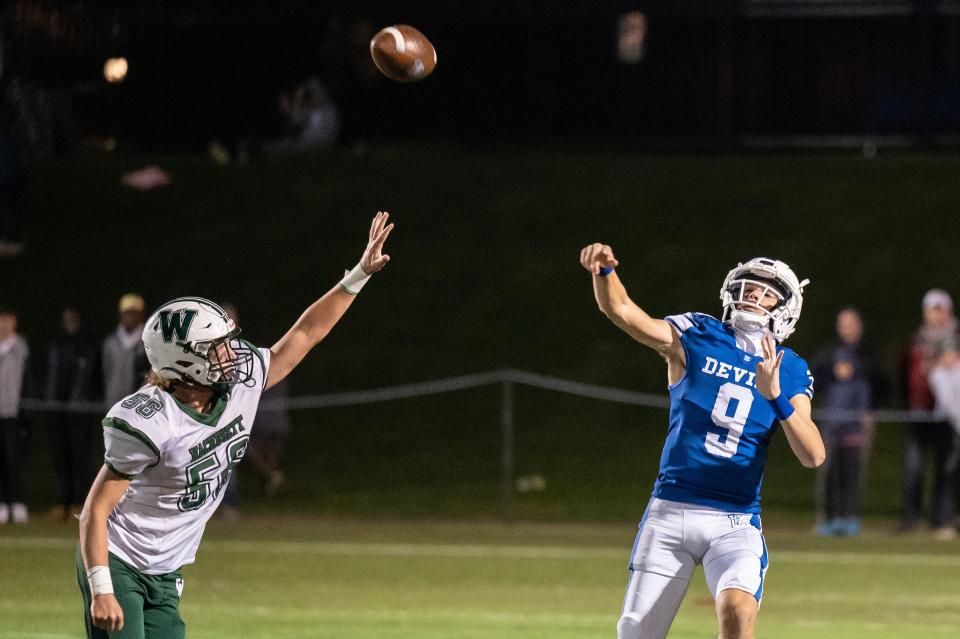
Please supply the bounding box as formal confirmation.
[105,462,135,480]
[103,417,161,466]
[241,339,268,388]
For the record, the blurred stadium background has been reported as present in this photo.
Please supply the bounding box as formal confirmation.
[2,1,960,637]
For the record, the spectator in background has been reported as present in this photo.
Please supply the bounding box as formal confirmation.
[0,304,30,524]
[248,374,291,497]
[925,318,960,534]
[102,293,148,407]
[46,305,100,521]
[266,78,340,154]
[900,289,960,539]
[223,304,291,499]
[812,308,887,536]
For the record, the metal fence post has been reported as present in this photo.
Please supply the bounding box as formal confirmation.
[501,379,515,522]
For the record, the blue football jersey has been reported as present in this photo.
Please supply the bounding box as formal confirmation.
[652,312,814,513]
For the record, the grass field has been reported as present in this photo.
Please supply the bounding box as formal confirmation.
[4,515,960,638]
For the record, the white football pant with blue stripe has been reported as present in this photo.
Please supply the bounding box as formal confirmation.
[618,498,768,639]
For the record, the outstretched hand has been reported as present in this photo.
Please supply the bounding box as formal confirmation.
[755,334,783,400]
[360,211,394,274]
[579,243,620,275]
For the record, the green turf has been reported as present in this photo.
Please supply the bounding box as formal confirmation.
[3,516,959,638]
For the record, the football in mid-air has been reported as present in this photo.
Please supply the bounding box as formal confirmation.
[370,25,437,82]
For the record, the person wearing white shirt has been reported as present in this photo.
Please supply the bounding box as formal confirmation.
[0,304,30,524]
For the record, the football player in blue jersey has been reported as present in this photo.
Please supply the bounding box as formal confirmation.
[580,244,825,639]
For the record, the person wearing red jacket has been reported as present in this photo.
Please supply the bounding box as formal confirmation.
[899,289,960,539]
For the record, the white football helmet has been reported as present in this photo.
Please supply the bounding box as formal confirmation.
[720,258,810,342]
[142,297,255,387]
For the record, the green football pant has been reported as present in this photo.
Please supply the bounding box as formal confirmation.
[76,547,186,639]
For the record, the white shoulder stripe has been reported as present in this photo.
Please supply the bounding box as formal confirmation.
[666,313,695,333]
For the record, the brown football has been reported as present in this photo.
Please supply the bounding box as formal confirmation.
[370,25,437,82]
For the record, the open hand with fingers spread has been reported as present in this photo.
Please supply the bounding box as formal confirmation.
[755,334,783,400]
[360,211,394,274]
[579,243,620,275]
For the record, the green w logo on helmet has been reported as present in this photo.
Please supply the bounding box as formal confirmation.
[158,309,198,343]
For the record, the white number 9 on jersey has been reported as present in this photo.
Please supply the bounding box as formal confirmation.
[706,382,755,458]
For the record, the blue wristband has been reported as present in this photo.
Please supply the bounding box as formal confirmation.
[598,266,615,276]
[770,393,795,421]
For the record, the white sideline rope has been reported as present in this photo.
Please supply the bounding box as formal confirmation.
[275,370,506,410]
[18,368,943,423]
[500,369,670,409]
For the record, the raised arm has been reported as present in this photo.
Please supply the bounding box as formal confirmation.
[79,465,132,632]
[755,335,826,468]
[266,211,394,389]
[580,243,683,364]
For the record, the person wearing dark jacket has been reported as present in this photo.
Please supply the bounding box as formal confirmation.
[812,308,888,537]
[46,305,100,520]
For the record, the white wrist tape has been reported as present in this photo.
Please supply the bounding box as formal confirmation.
[87,566,114,596]
[339,262,371,295]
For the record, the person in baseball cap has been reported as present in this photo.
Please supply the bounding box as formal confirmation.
[899,288,959,539]
[102,293,148,406]
[117,293,145,314]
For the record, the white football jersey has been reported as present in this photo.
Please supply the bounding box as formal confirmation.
[102,345,270,574]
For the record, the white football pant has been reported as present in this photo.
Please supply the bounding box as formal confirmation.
[617,497,768,639]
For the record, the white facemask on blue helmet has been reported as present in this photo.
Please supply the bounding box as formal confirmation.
[142,297,255,387]
[720,258,810,342]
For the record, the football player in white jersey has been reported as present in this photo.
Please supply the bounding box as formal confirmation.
[580,245,825,639]
[77,212,394,638]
